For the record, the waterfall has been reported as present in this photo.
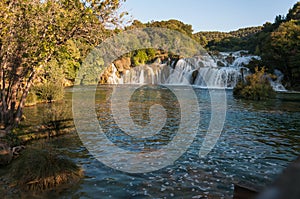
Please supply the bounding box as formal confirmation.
[107,64,121,84]
[194,67,247,88]
[268,69,287,92]
[106,51,286,91]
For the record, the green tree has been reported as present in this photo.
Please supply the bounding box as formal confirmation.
[34,60,65,102]
[0,0,126,137]
[258,20,300,88]
[133,50,148,65]
[286,2,300,21]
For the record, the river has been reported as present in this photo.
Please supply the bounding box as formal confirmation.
[18,86,300,198]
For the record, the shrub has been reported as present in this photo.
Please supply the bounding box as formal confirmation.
[25,91,38,106]
[132,50,148,66]
[34,60,65,102]
[10,145,83,191]
[233,67,275,100]
[34,82,64,102]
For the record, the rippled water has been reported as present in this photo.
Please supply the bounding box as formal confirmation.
[21,86,300,198]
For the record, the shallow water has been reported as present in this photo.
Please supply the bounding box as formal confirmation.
[20,85,300,198]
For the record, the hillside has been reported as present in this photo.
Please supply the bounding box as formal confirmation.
[194,26,263,42]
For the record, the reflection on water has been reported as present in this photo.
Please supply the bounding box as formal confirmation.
[20,86,300,198]
[96,85,180,152]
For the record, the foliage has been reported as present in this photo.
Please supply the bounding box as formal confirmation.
[286,2,300,21]
[119,19,203,68]
[25,91,38,106]
[258,20,300,89]
[194,26,262,50]
[146,19,194,37]
[10,144,82,191]
[41,102,70,138]
[253,2,300,89]
[34,60,65,102]
[1,130,22,147]
[0,0,126,135]
[132,50,148,66]
[195,2,300,90]
[54,40,81,82]
[233,67,275,100]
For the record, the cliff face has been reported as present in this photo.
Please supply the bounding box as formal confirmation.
[100,57,131,84]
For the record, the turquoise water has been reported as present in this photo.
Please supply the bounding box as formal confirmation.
[21,86,300,198]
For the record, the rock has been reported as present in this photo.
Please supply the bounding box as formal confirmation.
[225,54,235,65]
[217,61,225,67]
[198,61,204,68]
[191,70,199,84]
[113,57,131,72]
[0,142,13,165]
[256,156,300,199]
[153,57,162,64]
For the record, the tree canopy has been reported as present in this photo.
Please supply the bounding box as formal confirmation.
[0,0,126,136]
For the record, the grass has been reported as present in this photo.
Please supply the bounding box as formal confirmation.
[10,144,83,192]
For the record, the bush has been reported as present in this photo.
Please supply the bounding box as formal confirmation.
[132,50,148,66]
[34,82,64,102]
[10,145,83,191]
[25,91,38,106]
[233,67,275,100]
[34,60,65,102]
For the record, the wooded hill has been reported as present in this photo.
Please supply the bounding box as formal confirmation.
[130,2,300,90]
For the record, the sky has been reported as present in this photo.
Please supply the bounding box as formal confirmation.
[121,0,299,32]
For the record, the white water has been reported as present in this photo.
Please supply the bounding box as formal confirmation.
[106,51,286,91]
[269,69,287,92]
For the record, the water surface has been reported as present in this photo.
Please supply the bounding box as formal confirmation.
[20,86,300,198]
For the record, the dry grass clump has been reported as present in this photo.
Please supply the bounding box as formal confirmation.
[10,145,83,191]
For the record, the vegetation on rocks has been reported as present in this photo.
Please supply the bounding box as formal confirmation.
[233,67,275,100]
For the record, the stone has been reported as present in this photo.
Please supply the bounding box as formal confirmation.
[191,70,199,84]
[113,57,131,72]
[217,61,225,67]
[225,54,235,65]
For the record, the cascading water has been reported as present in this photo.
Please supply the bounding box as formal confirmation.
[106,51,286,91]
[268,69,287,92]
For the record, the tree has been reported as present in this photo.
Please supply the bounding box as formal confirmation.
[0,0,126,137]
[257,20,300,88]
[286,2,300,21]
